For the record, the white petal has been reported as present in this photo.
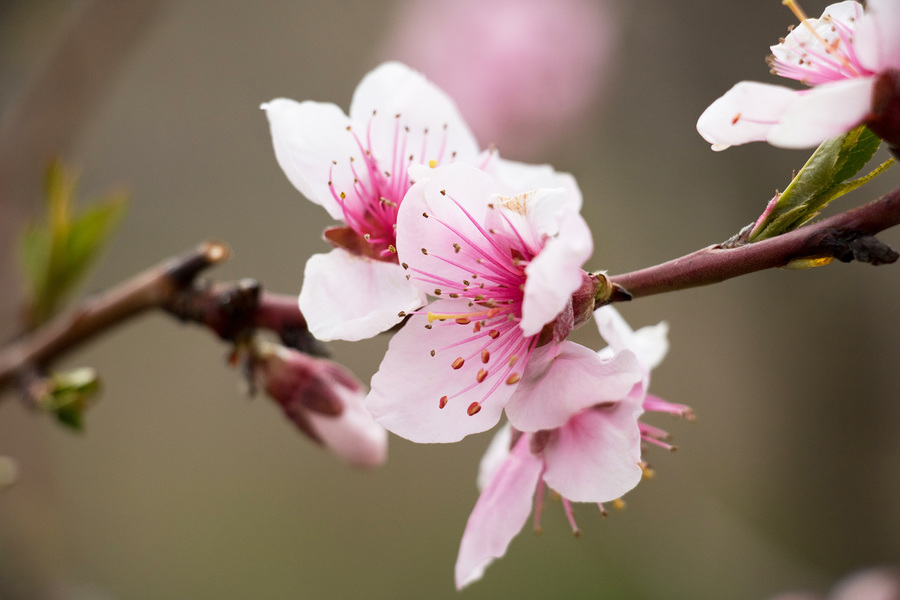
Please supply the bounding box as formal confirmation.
[520,208,592,336]
[504,342,642,432]
[366,299,518,443]
[696,82,800,150]
[477,422,513,491]
[767,77,875,148]
[856,0,900,72]
[261,98,357,220]
[298,249,424,342]
[350,62,480,169]
[594,306,669,372]
[541,395,644,503]
[485,154,583,211]
[455,434,541,590]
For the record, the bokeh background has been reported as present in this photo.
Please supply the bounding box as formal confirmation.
[1,1,899,598]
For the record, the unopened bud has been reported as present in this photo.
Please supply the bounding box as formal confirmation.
[254,341,387,468]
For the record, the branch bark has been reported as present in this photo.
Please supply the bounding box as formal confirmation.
[609,185,900,300]
[0,241,319,393]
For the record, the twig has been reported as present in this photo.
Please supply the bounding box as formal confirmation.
[0,240,319,393]
[609,185,900,300]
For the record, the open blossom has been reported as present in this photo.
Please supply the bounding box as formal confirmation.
[262,62,479,341]
[254,341,387,468]
[454,306,692,589]
[697,0,900,150]
[366,164,643,443]
[262,62,578,342]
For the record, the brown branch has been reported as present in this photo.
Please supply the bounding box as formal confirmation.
[609,185,900,300]
[0,241,320,394]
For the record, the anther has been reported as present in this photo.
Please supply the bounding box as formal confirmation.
[449,293,459,298]
[467,402,481,416]
[509,355,518,367]
[488,330,500,339]
[388,244,396,253]
[339,191,346,200]
[397,311,407,317]
[430,349,436,357]
[472,322,482,333]
[451,357,465,369]
[428,159,437,168]
[481,350,490,363]
[476,369,488,383]
[440,189,446,196]
[439,396,448,409]
[421,248,429,255]
[731,112,741,125]
[401,262,409,269]
[434,288,442,295]
[423,212,429,218]
[455,317,470,325]
[424,324,433,329]
[452,243,461,253]
[506,373,520,385]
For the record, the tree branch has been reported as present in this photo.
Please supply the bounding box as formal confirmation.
[0,241,319,394]
[609,184,900,300]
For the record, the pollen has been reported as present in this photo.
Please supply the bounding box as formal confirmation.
[428,160,438,168]
[467,402,482,416]
[451,357,465,369]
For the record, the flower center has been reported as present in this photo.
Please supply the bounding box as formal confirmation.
[327,111,456,261]
[407,194,546,416]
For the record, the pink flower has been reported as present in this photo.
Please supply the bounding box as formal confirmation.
[366,163,643,443]
[454,306,692,589]
[254,341,388,468]
[697,0,900,150]
[262,62,479,341]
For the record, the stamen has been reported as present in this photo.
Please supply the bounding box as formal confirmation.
[562,499,581,537]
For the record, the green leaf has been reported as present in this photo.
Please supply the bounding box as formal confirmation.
[748,125,893,242]
[20,161,128,328]
[34,367,102,431]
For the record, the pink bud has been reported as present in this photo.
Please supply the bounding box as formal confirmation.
[255,342,387,468]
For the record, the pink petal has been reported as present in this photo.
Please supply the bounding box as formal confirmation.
[594,306,669,373]
[261,98,357,220]
[455,434,542,590]
[504,341,642,432]
[541,394,644,503]
[298,249,425,342]
[696,81,800,150]
[856,0,900,72]
[366,299,519,443]
[396,164,500,295]
[349,62,480,168]
[767,77,875,148]
[520,208,593,336]
[307,384,389,468]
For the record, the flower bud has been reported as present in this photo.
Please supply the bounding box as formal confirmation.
[254,341,387,468]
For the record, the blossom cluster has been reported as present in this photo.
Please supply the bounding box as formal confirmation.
[262,62,694,587]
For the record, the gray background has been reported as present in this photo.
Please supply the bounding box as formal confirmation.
[1,1,898,598]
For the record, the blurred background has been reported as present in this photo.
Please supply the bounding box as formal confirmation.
[1,0,898,598]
